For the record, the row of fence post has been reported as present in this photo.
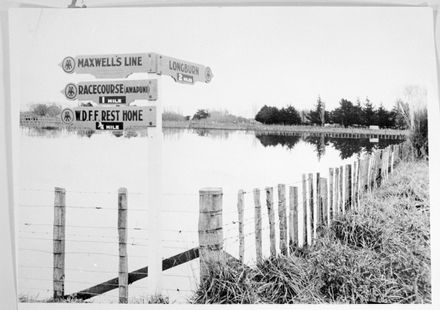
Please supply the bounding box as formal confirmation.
[197,143,403,271]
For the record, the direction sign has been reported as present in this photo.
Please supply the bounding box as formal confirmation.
[63,79,158,104]
[61,53,213,84]
[153,53,213,84]
[61,53,154,78]
[60,106,156,130]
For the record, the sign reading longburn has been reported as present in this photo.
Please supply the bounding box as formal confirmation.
[61,53,213,84]
[63,79,158,104]
[152,53,213,84]
[60,106,156,130]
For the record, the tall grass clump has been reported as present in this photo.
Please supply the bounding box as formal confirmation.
[192,161,430,304]
[396,86,428,160]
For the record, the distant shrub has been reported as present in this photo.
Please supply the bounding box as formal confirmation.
[30,103,62,117]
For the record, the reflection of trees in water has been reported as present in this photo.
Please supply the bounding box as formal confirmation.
[193,129,231,139]
[256,132,404,159]
[21,126,62,138]
[255,134,301,150]
[303,135,327,159]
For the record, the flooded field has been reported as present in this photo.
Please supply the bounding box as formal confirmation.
[17,127,402,303]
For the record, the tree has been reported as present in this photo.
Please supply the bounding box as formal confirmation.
[332,99,355,127]
[306,97,326,126]
[362,98,376,126]
[192,109,210,120]
[376,104,393,128]
[255,105,280,124]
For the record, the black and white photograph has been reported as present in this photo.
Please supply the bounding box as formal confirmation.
[8,4,438,305]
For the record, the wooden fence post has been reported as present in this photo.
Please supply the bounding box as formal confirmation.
[289,186,298,249]
[339,165,344,214]
[344,164,351,213]
[253,189,262,263]
[352,161,357,210]
[53,187,66,300]
[329,168,334,221]
[301,174,307,248]
[307,173,313,245]
[356,159,361,207]
[381,147,389,182]
[118,188,128,304]
[237,189,245,263]
[278,184,287,255]
[199,188,224,281]
[334,167,339,217]
[314,173,320,237]
[266,187,276,256]
[320,178,329,227]
[390,146,395,174]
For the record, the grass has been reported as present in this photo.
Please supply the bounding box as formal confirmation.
[192,160,430,304]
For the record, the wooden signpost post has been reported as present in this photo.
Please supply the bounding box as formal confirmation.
[60,52,213,299]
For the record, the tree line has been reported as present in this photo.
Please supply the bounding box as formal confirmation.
[255,97,408,129]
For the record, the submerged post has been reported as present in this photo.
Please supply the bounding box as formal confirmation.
[237,189,245,263]
[118,188,128,304]
[53,187,66,300]
[253,188,262,263]
[198,188,224,281]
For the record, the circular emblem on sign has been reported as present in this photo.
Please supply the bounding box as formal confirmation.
[64,83,77,100]
[62,56,75,73]
[61,108,74,124]
[205,67,213,83]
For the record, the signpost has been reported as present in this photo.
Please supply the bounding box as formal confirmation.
[60,106,156,130]
[63,79,158,104]
[60,52,213,298]
[62,53,213,84]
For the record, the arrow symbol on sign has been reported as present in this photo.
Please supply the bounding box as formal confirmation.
[97,122,104,130]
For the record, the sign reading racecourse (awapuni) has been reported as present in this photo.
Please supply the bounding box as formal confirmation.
[61,53,213,84]
[63,79,158,104]
[60,106,156,130]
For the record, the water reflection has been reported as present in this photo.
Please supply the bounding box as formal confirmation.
[21,126,405,160]
[256,132,404,159]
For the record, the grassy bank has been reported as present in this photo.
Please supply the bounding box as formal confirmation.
[191,160,430,304]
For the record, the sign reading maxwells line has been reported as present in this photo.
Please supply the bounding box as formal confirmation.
[63,79,157,104]
[61,106,156,130]
[61,53,213,84]
[61,53,152,79]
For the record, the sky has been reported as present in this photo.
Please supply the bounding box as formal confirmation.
[9,6,436,118]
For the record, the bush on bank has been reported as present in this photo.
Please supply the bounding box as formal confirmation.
[191,161,430,304]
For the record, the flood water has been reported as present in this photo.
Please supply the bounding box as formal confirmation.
[17,127,402,303]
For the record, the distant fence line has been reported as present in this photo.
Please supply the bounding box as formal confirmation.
[164,120,409,139]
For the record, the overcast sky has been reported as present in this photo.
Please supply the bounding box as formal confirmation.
[9,7,436,117]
